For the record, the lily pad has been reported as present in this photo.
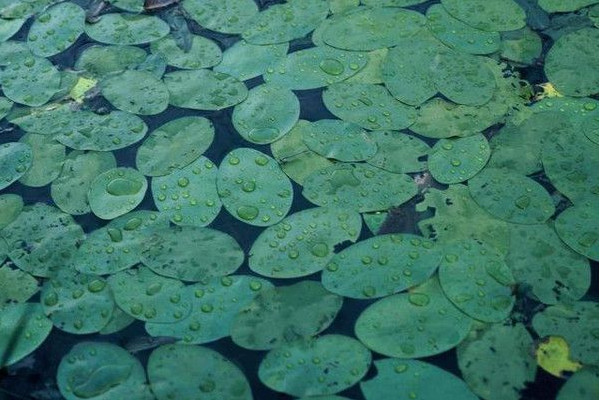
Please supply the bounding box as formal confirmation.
[249,206,362,278]
[500,27,542,65]
[183,0,258,34]
[258,335,371,397]
[112,0,144,12]
[18,133,65,187]
[323,83,417,130]
[140,225,244,281]
[345,48,388,84]
[99,306,135,335]
[75,211,169,275]
[557,369,599,400]
[148,344,252,400]
[88,167,148,220]
[0,302,52,367]
[145,275,273,344]
[1,203,84,277]
[354,277,473,358]
[150,34,222,69]
[302,163,417,212]
[27,2,85,57]
[438,239,515,322]
[539,0,598,12]
[361,359,479,400]
[507,223,590,304]
[57,342,152,400]
[136,116,214,177]
[107,266,192,323]
[0,193,22,229]
[0,17,25,42]
[101,70,169,115]
[0,142,32,190]
[151,157,221,226]
[0,264,38,303]
[0,55,60,106]
[441,0,527,32]
[84,13,169,45]
[0,96,12,120]
[366,131,429,173]
[165,69,248,111]
[264,46,367,90]
[214,40,288,81]
[532,301,599,365]
[232,84,300,144]
[231,280,343,350]
[322,234,442,299]
[555,201,599,261]
[51,151,117,215]
[74,45,148,78]
[242,0,329,44]
[468,167,555,224]
[428,134,490,184]
[457,323,536,400]
[41,272,114,334]
[301,119,376,162]
[217,148,293,226]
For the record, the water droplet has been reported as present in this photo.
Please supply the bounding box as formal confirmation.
[237,205,259,221]
[408,293,430,306]
[319,58,344,76]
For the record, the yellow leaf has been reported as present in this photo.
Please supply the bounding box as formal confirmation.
[536,336,582,378]
[69,76,97,103]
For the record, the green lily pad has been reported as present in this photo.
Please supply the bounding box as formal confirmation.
[438,239,515,322]
[322,7,426,51]
[0,142,32,190]
[532,302,599,365]
[366,131,429,173]
[57,342,152,400]
[0,0,57,19]
[441,0,526,32]
[217,148,293,226]
[74,45,148,78]
[545,28,598,97]
[362,211,388,235]
[259,335,371,397]
[323,83,417,130]
[18,133,65,187]
[84,13,169,45]
[264,46,367,90]
[457,323,536,400]
[362,0,427,5]
[417,185,510,255]
[107,266,192,323]
[151,157,221,226]
[183,0,258,34]
[232,84,300,144]
[136,116,214,177]
[231,280,342,350]
[75,211,169,275]
[51,151,117,215]
[0,40,31,66]
[539,0,598,14]
[0,302,52,367]
[101,70,169,115]
[41,272,114,334]
[506,222,590,304]
[88,167,148,220]
[0,55,60,106]
[361,359,479,400]
[329,0,359,13]
[427,4,501,55]
[0,264,38,303]
[148,344,252,400]
[557,369,599,400]
[0,95,12,120]
[145,275,273,344]
[249,206,362,278]
[302,163,417,212]
[99,306,135,335]
[140,225,244,281]
[150,34,222,70]
[214,40,288,81]
[468,167,555,224]
[345,48,388,85]
[1,203,84,277]
[500,27,542,65]
[555,201,599,261]
[301,119,376,162]
[27,2,85,57]
[0,193,22,229]
[322,234,442,299]
[428,134,490,184]
[242,0,329,44]
[0,17,25,42]
[532,97,599,145]
[354,277,473,358]
[270,120,334,185]
[165,69,248,111]
[112,0,144,12]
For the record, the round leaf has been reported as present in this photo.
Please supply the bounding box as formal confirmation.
[88,167,148,220]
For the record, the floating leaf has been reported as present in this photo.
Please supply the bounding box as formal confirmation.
[302,119,377,162]
[0,193,22,229]
[555,200,599,261]
[27,2,85,57]
[538,0,598,13]
[428,134,490,184]
[441,0,526,32]
[74,45,148,78]
[183,0,258,34]
[536,336,582,378]
[0,17,25,42]
[366,130,429,173]
[258,335,371,397]
[150,34,222,69]
[231,281,342,350]
[249,207,361,278]
[88,167,148,220]
[101,70,169,115]
[0,142,32,190]
[0,55,60,106]
[500,27,542,65]
[18,133,65,187]
[322,234,441,299]
[556,369,599,400]
[84,13,169,45]
[214,40,288,81]
[0,95,12,120]
[0,264,38,303]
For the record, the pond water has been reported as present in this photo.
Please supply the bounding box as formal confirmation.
[0,1,598,400]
